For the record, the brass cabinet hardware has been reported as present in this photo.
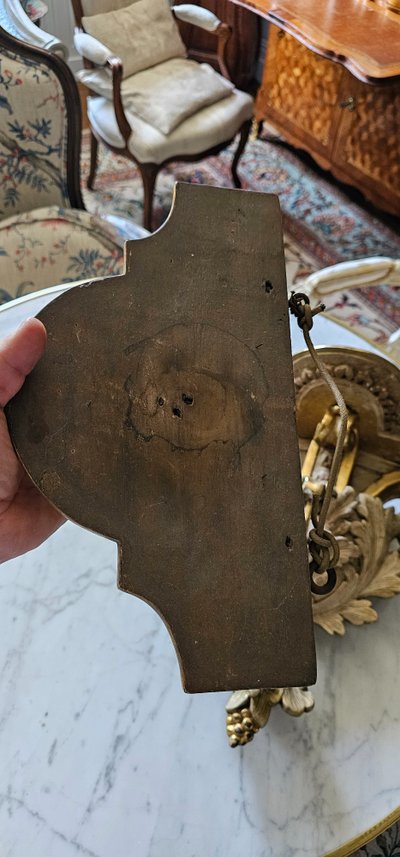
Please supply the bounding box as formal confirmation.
[339,95,357,111]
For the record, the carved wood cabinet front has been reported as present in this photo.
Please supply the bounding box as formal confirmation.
[256,28,400,216]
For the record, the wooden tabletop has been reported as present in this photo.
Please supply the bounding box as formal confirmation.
[232,0,400,82]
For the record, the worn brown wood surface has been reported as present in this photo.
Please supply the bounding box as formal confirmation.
[233,0,400,82]
[7,183,316,693]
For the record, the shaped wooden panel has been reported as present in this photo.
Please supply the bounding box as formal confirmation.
[7,183,316,693]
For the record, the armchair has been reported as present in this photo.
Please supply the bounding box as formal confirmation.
[0,0,66,55]
[0,24,147,304]
[71,0,254,231]
[301,256,400,363]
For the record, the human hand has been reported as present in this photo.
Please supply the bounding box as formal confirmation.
[0,318,65,563]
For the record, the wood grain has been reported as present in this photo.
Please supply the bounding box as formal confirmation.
[7,183,316,693]
[256,28,400,216]
[233,0,400,83]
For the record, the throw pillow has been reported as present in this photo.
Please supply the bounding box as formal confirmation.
[83,0,186,79]
[81,0,134,14]
[122,58,234,135]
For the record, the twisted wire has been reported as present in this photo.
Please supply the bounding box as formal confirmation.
[289,292,349,592]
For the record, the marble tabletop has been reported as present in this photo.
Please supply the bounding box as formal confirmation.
[1,285,399,857]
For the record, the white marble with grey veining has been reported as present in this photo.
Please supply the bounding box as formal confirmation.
[1,288,399,857]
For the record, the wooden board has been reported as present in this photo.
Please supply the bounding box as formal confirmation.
[7,183,316,693]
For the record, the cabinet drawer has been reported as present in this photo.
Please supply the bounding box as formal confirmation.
[255,29,343,159]
[332,74,400,205]
[255,27,400,216]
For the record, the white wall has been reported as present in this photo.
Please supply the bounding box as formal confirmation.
[41,0,81,72]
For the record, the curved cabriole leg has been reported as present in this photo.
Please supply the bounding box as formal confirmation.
[231,119,252,189]
[140,163,159,232]
[87,132,99,190]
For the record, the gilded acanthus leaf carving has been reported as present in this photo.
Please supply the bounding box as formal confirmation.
[312,487,400,635]
[227,343,400,744]
[363,551,400,599]
[226,490,400,745]
[225,686,315,745]
[280,686,315,716]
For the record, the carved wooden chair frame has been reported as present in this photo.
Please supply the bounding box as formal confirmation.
[0,0,67,55]
[0,24,84,211]
[70,0,253,231]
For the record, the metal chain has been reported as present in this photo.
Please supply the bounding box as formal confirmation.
[289,292,348,595]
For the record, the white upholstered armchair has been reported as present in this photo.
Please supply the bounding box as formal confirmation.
[301,256,400,362]
[71,0,254,231]
[302,257,400,299]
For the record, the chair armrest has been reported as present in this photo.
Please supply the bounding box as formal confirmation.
[171,4,232,80]
[172,4,220,31]
[105,56,132,144]
[74,30,114,66]
[302,257,400,298]
[74,30,132,143]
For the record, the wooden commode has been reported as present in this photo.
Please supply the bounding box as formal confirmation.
[227,0,400,215]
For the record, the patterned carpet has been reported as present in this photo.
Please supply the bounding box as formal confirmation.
[81,129,400,356]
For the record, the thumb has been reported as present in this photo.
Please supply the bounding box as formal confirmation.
[0,318,47,408]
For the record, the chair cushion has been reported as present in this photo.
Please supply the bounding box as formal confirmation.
[82,0,186,78]
[87,88,254,164]
[78,59,234,135]
[0,207,124,304]
[121,59,234,135]
[76,67,113,99]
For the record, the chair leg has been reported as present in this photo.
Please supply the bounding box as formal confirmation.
[140,164,158,232]
[87,132,99,190]
[231,120,252,189]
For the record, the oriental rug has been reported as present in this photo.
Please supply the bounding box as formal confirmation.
[81,129,400,356]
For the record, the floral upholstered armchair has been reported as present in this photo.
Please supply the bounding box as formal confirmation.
[70,0,254,231]
[0,24,146,305]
